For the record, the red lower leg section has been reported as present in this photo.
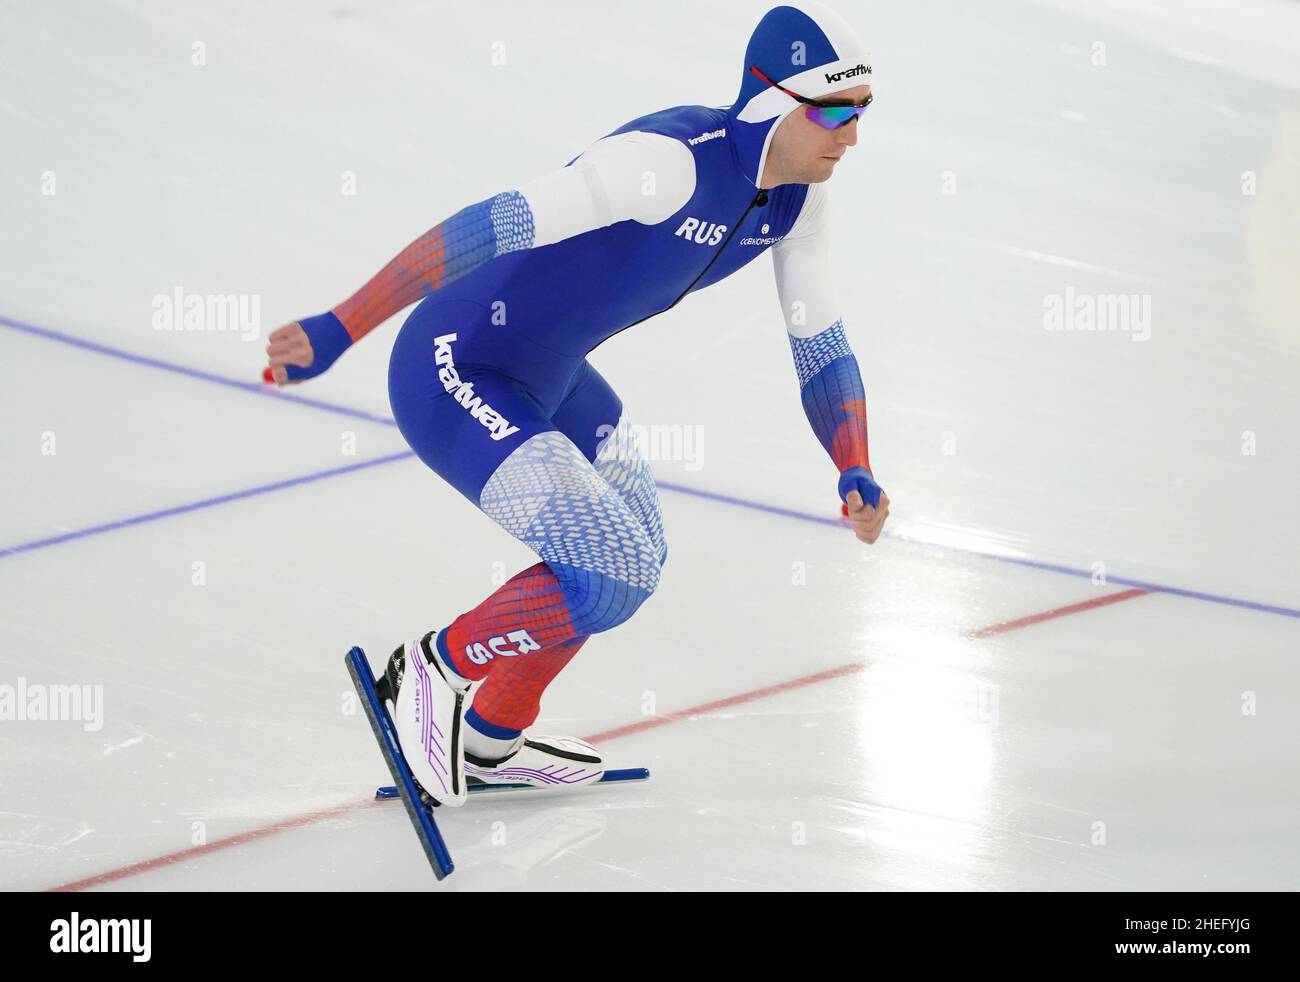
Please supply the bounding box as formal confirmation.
[470,634,590,732]
[442,562,579,681]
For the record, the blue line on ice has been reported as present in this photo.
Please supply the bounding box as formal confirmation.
[3,313,1297,621]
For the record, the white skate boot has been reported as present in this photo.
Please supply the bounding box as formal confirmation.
[375,632,473,808]
[465,735,605,790]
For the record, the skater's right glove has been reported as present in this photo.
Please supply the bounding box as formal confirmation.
[838,465,882,510]
[839,465,889,545]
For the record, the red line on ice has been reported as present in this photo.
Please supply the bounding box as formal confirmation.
[45,588,1148,891]
[582,661,866,744]
[964,587,1151,639]
[47,799,379,892]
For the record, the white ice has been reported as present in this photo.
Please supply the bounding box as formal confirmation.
[1,0,1298,891]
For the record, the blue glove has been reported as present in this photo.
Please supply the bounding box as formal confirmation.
[837,465,882,509]
[284,311,352,381]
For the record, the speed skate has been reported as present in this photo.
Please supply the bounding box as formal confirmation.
[345,645,649,880]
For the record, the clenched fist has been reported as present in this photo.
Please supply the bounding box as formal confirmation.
[264,322,314,386]
[845,488,889,544]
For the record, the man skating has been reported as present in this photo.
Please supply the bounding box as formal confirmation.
[267,3,888,806]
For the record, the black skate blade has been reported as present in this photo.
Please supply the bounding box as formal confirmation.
[345,646,455,879]
[375,767,650,799]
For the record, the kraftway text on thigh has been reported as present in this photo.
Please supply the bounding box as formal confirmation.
[433,333,521,441]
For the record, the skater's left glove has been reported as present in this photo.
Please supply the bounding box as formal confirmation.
[264,311,352,385]
[838,465,889,545]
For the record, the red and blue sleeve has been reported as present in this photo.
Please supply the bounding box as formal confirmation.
[286,191,536,381]
[788,319,881,507]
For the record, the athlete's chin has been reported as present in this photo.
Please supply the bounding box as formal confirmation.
[803,160,839,183]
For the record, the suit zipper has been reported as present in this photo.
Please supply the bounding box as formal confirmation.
[666,188,769,312]
[594,188,770,346]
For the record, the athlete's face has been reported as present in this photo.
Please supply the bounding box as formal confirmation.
[764,84,870,187]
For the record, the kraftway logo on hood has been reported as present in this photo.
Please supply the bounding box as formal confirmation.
[824,63,871,84]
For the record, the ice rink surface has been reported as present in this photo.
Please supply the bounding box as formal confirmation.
[2,0,1298,891]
